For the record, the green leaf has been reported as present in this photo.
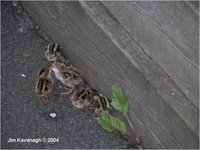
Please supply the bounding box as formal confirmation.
[97,115,114,133]
[111,85,128,117]
[97,113,127,135]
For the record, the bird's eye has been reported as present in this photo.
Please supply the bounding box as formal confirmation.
[61,66,64,70]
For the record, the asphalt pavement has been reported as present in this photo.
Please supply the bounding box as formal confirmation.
[1,2,126,149]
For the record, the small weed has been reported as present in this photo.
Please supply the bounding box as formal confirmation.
[97,85,143,149]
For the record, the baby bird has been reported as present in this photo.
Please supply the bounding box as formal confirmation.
[45,43,61,61]
[45,43,71,66]
[62,86,112,118]
[35,67,53,103]
[51,61,85,88]
[62,86,95,109]
[89,92,112,118]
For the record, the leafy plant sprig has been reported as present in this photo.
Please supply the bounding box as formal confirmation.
[97,85,143,149]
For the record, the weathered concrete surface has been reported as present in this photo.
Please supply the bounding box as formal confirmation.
[21,1,199,149]
[1,2,126,149]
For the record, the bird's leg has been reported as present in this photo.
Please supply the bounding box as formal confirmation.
[74,107,83,112]
[61,87,75,95]
[84,104,95,110]
[93,113,100,119]
[43,95,49,103]
[93,109,101,119]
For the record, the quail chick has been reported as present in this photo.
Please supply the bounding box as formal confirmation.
[51,61,85,88]
[45,43,71,66]
[45,43,61,61]
[35,67,53,103]
[61,86,94,109]
[89,92,112,118]
[62,86,112,118]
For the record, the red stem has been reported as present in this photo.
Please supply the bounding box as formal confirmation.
[126,116,143,150]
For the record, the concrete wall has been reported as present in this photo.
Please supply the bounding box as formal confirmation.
[22,1,199,149]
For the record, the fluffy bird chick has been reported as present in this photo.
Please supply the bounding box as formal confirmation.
[62,86,112,118]
[51,61,85,88]
[45,43,61,61]
[89,92,112,118]
[45,43,71,66]
[62,86,95,109]
[35,67,53,103]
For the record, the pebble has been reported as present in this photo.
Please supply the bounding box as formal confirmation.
[50,113,56,118]
[21,74,26,77]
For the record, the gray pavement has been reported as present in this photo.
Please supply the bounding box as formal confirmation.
[1,2,126,149]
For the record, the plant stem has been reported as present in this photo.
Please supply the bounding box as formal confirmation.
[126,115,135,133]
[126,115,143,150]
